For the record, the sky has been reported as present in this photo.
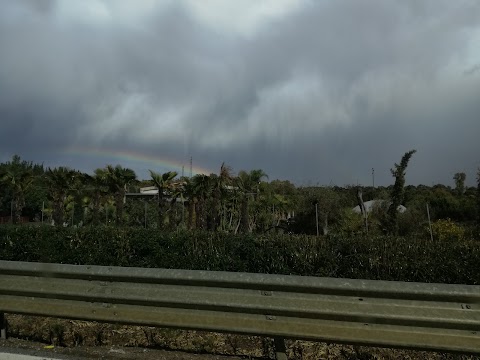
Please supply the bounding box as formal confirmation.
[1,0,479,186]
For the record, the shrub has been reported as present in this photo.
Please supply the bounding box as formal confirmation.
[430,218,465,242]
[0,225,479,284]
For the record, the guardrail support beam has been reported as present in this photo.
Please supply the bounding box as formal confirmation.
[0,260,479,354]
[274,337,287,360]
[0,313,6,340]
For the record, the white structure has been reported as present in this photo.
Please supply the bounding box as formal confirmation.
[139,186,159,195]
[352,200,406,214]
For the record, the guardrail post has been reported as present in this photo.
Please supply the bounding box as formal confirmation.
[274,337,287,360]
[0,313,6,339]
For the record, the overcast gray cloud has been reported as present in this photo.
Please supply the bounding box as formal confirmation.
[1,0,479,185]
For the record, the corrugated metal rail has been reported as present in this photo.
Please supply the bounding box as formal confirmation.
[0,260,479,355]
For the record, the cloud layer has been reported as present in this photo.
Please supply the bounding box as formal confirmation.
[1,0,479,185]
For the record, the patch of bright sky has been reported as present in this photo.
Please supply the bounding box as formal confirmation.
[54,0,158,28]
[464,28,480,72]
[54,0,305,35]
[443,27,480,76]
[183,0,306,35]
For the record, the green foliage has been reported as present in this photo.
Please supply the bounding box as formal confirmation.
[477,168,480,228]
[0,155,37,223]
[453,172,466,195]
[149,170,179,229]
[237,169,269,233]
[1,226,479,284]
[427,188,476,222]
[1,155,479,241]
[332,208,363,236]
[388,149,416,234]
[430,218,465,242]
[45,167,82,226]
[396,207,426,237]
[101,165,137,225]
[292,187,352,235]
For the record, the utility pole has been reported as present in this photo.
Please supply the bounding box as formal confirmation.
[372,168,375,188]
[190,156,193,178]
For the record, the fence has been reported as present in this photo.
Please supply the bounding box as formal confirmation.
[0,260,479,358]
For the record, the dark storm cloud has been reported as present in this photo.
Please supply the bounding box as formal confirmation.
[0,0,479,184]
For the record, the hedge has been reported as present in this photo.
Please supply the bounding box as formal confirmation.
[0,225,478,284]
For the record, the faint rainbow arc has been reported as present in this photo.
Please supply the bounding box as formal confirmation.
[65,147,212,175]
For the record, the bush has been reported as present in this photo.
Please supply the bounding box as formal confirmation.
[430,218,465,242]
[0,225,479,284]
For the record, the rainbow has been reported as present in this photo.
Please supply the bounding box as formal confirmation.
[65,147,212,176]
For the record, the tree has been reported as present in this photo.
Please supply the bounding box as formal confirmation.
[182,177,198,230]
[249,181,293,233]
[453,172,466,196]
[387,150,416,234]
[46,167,80,226]
[103,165,137,225]
[210,163,234,231]
[477,168,480,228]
[291,186,343,235]
[190,174,212,230]
[237,169,268,233]
[0,155,34,223]
[83,170,109,225]
[149,170,178,229]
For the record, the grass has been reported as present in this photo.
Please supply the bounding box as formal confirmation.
[5,314,477,360]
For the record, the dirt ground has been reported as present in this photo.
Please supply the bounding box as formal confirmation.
[0,337,245,360]
[2,315,478,360]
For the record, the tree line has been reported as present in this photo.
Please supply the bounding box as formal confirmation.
[1,152,479,238]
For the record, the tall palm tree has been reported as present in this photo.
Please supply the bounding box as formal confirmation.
[45,167,79,226]
[211,163,234,231]
[191,174,212,230]
[182,176,199,230]
[237,169,268,233]
[83,170,109,225]
[102,165,137,226]
[476,168,480,228]
[149,170,178,229]
[0,161,34,223]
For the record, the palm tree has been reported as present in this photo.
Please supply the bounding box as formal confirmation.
[211,163,234,231]
[476,168,480,228]
[237,169,268,233]
[0,158,34,223]
[102,165,137,226]
[191,174,212,230]
[182,177,198,230]
[149,170,178,229]
[45,167,79,226]
[83,170,109,225]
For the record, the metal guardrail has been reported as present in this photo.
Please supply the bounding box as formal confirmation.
[0,260,479,356]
